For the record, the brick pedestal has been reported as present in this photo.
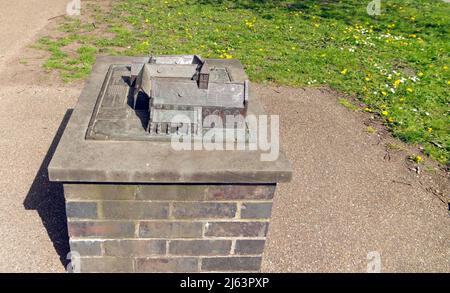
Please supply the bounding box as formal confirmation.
[65,184,275,272]
[49,57,291,273]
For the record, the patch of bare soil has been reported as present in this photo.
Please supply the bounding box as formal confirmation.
[0,17,73,88]
[0,0,114,88]
[0,45,61,87]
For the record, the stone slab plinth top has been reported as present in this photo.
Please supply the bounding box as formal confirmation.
[48,56,292,183]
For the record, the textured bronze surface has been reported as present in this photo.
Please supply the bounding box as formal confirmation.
[86,65,152,141]
[86,58,251,141]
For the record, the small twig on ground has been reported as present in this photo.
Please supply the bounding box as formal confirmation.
[392,179,412,186]
[417,180,448,205]
[48,14,66,21]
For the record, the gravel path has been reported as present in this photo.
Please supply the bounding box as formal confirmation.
[0,0,448,272]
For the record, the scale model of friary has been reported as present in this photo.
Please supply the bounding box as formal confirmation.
[130,55,250,136]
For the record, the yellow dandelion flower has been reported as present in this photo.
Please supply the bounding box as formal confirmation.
[381,91,387,96]
[411,155,422,164]
[443,66,448,70]
[418,72,424,77]
[447,80,450,85]
[364,108,373,113]
[394,79,401,87]
[381,110,389,116]
[427,127,433,133]
[365,77,370,81]
[341,68,348,75]
[388,117,394,123]
[314,23,320,28]
[406,88,413,93]
[399,97,405,102]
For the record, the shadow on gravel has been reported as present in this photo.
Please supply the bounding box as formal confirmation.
[23,109,73,270]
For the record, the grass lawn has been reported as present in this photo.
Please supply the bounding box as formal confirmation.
[35,0,449,164]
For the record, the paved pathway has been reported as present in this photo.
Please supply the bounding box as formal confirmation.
[257,86,449,272]
[0,0,448,272]
[0,0,79,272]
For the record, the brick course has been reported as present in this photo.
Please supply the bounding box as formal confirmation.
[241,202,273,219]
[235,239,266,255]
[139,222,203,238]
[172,203,236,219]
[68,221,135,239]
[135,257,199,272]
[103,240,166,257]
[102,201,169,219]
[169,240,232,256]
[65,183,276,272]
[201,257,262,272]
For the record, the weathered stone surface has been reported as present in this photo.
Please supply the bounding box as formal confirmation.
[64,184,136,200]
[205,185,276,200]
[234,240,266,255]
[204,222,268,237]
[68,221,135,238]
[169,240,231,256]
[79,257,134,273]
[69,240,102,256]
[172,203,236,219]
[103,240,166,257]
[135,257,198,272]
[136,185,205,201]
[101,201,169,219]
[240,202,273,219]
[66,201,97,219]
[139,222,203,238]
[201,257,262,272]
